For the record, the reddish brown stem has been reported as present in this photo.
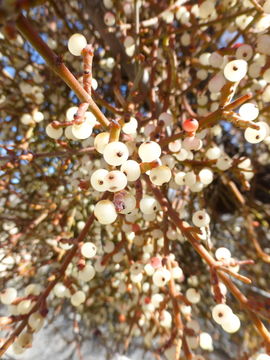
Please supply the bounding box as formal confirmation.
[145,176,270,345]
[15,14,109,128]
[0,193,108,357]
[82,45,94,96]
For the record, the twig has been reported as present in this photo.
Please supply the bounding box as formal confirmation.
[0,147,95,162]
[82,45,94,96]
[145,177,270,345]
[15,14,109,128]
[0,193,108,357]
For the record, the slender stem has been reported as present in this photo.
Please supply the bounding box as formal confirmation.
[0,193,107,357]
[15,14,109,128]
[198,93,253,129]
[0,244,79,356]
[145,177,270,345]
[109,119,121,142]
[0,147,95,162]
[82,45,94,96]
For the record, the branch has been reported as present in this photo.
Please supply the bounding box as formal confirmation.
[198,93,253,129]
[0,147,95,162]
[145,177,270,345]
[0,193,108,357]
[82,45,94,96]
[15,14,109,128]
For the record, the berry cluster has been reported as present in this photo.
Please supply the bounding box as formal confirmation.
[1,0,270,359]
